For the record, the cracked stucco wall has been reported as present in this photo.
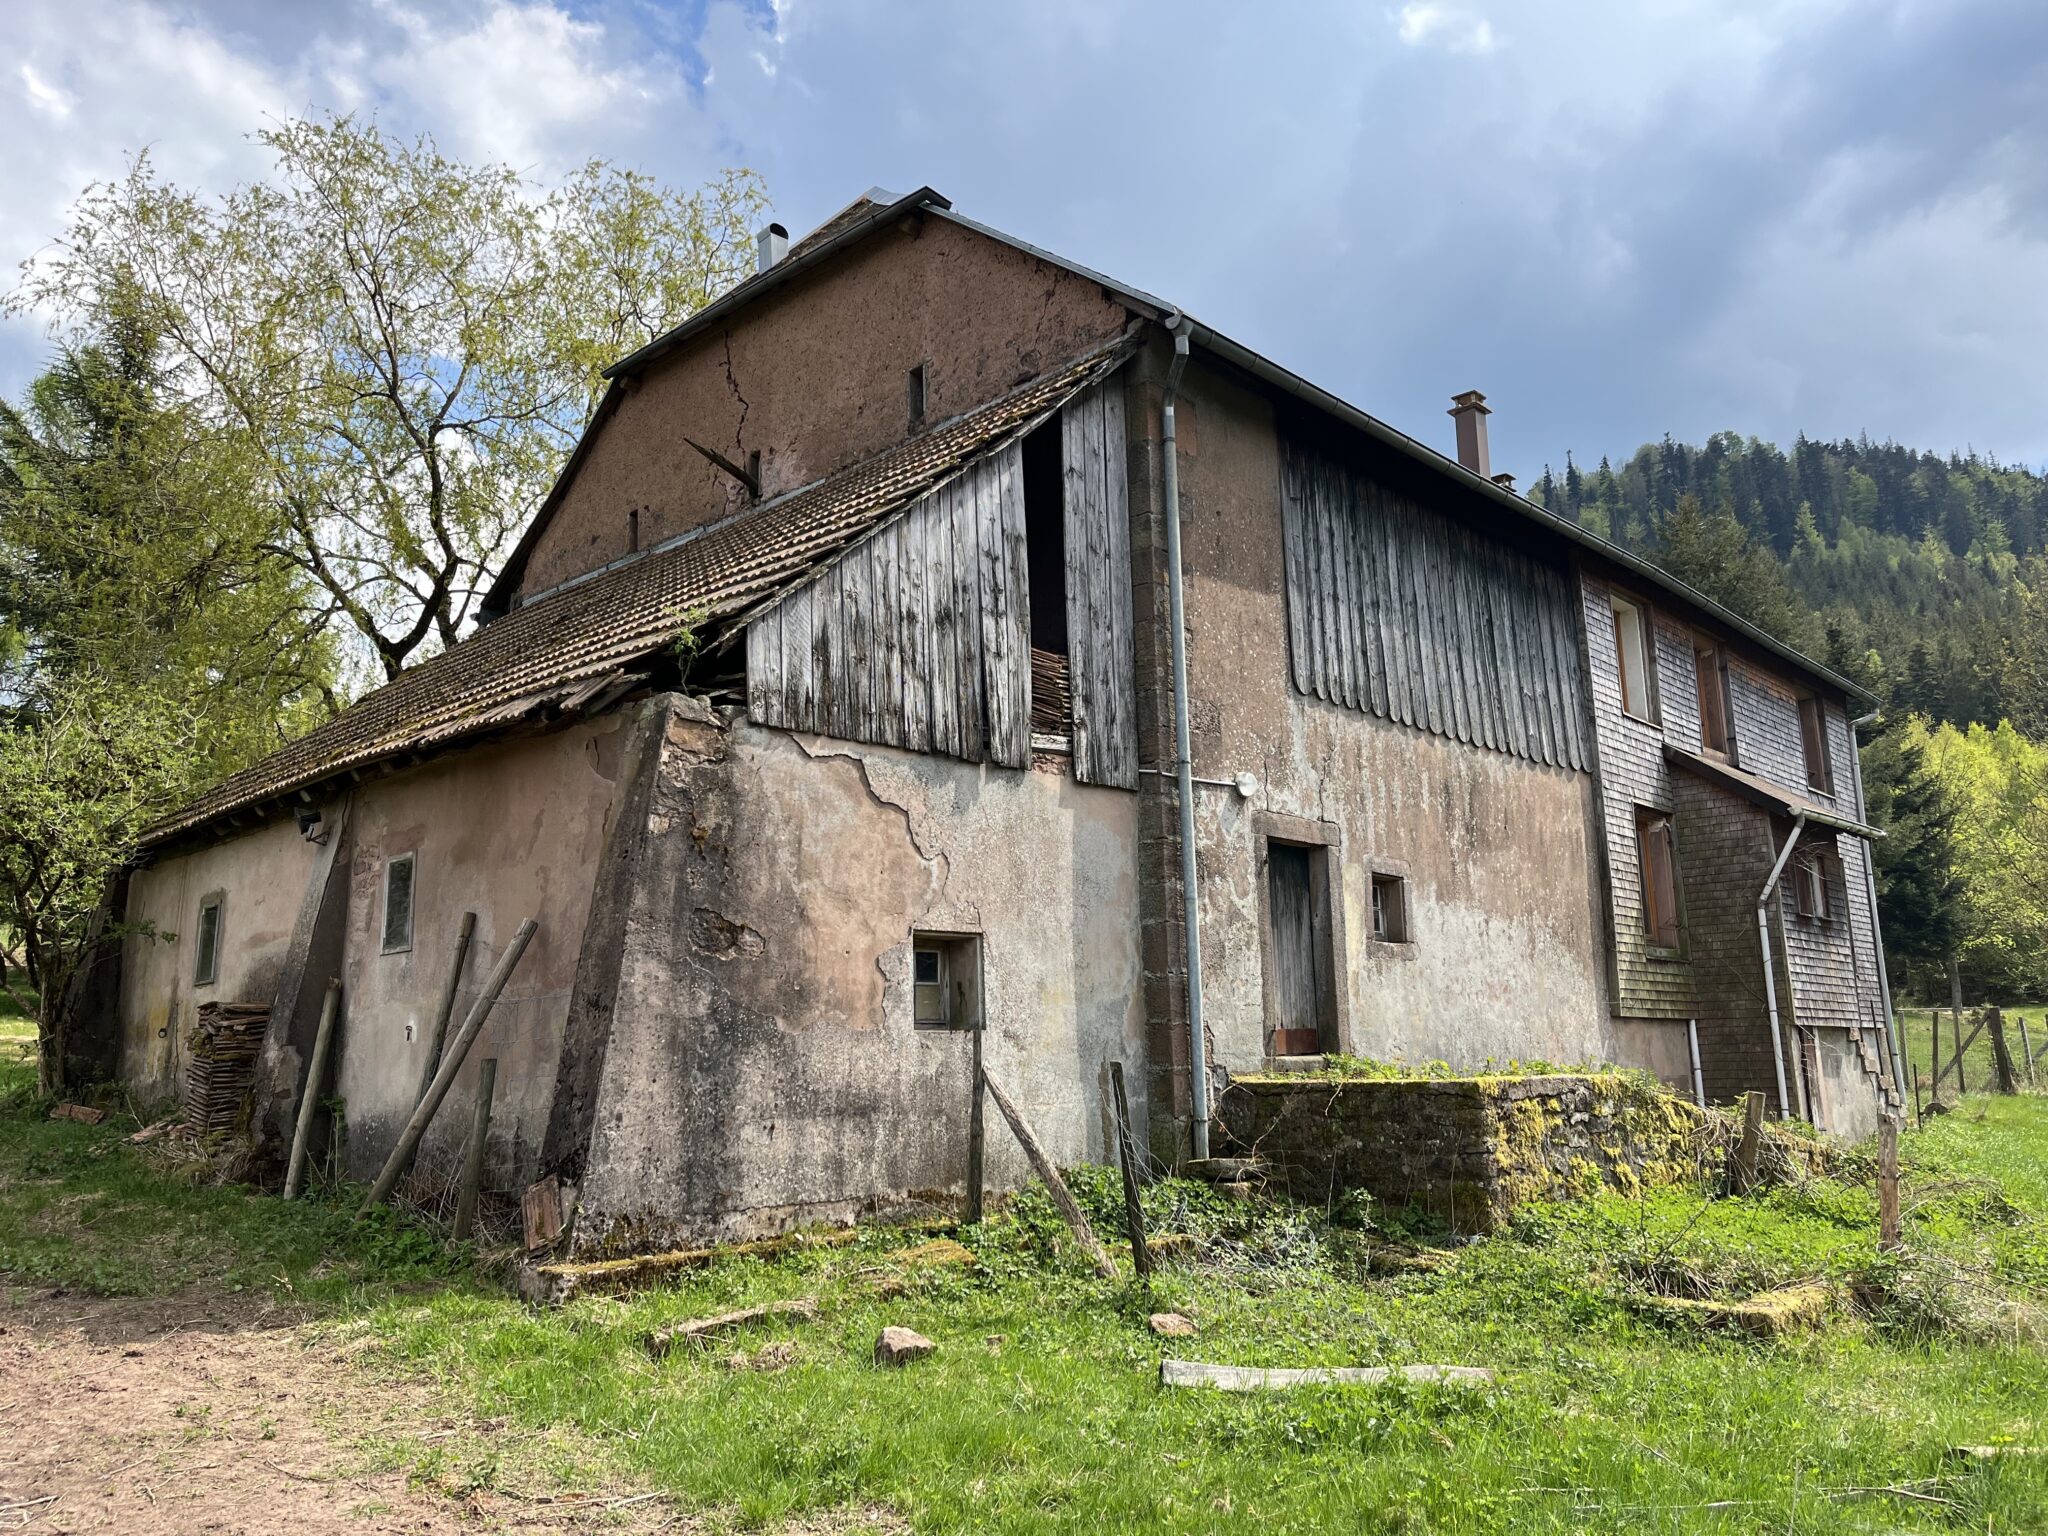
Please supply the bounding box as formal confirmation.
[572,704,1144,1254]
[516,215,1132,599]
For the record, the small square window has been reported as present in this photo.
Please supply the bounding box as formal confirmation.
[193,893,223,986]
[1798,696,1832,794]
[1611,594,1657,723]
[382,853,415,954]
[911,932,981,1029]
[1370,873,1409,944]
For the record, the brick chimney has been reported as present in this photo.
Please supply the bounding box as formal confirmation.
[1448,390,1491,479]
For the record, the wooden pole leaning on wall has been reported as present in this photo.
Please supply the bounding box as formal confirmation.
[966,1016,986,1225]
[1108,1061,1152,1280]
[980,1070,1118,1281]
[283,978,342,1200]
[1877,1116,1902,1252]
[1731,1089,1766,1194]
[452,1057,497,1241]
[360,919,536,1218]
[1989,1006,2020,1095]
[416,911,476,1109]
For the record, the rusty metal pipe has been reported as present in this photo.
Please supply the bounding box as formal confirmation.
[1160,315,1207,1161]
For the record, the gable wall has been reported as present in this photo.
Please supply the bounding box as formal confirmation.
[517,217,1130,601]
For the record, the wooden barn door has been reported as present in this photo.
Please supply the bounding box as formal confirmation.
[1267,844,1328,1056]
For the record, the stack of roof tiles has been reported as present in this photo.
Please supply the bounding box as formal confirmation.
[183,1002,269,1137]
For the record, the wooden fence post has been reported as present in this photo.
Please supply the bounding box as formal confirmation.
[966,1016,985,1225]
[1990,1007,2019,1095]
[1109,1062,1151,1280]
[452,1057,497,1241]
[1878,1117,1901,1251]
[1732,1090,1766,1194]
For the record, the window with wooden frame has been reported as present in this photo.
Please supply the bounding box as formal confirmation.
[1790,848,1831,921]
[1634,807,1682,951]
[1797,695,1832,794]
[1610,594,1657,723]
[1693,636,1732,757]
[193,892,223,986]
[912,933,981,1030]
[381,853,416,955]
[1370,872,1410,944]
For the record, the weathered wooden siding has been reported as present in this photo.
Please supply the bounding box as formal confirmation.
[1280,443,1591,773]
[746,445,1031,767]
[1062,380,1138,788]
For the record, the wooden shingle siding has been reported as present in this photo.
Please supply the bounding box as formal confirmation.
[1062,380,1139,789]
[747,444,1032,768]
[1280,443,1591,773]
[1582,573,1699,1019]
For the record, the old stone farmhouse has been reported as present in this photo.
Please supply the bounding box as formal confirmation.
[101,186,1900,1252]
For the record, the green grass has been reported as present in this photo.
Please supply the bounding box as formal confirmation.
[3,1036,2048,1532]
[1897,1004,2048,1099]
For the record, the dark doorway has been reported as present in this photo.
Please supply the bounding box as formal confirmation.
[1021,422,1067,656]
[1266,842,1332,1056]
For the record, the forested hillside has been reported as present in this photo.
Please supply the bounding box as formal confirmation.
[1533,436,2048,1002]
[1534,436,2048,731]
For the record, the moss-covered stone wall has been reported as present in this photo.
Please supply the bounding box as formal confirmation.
[1217,1073,1710,1231]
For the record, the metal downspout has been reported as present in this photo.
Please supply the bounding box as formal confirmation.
[1758,812,1807,1120]
[1160,315,1208,1159]
[1850,709,1903,1119]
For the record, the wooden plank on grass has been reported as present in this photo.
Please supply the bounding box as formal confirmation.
[1160,1360,1494,1391]
[645,1298,819,1357]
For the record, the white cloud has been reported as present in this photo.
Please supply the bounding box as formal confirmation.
[18,63,76,120]
[1396,2,1497,54]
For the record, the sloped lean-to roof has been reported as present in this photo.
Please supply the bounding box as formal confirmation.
[142,337,1133,848]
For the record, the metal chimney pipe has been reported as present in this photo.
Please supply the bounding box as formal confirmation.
[755,222,789,273]
[1448,390,1492,479]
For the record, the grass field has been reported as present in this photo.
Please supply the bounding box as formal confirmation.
[3,1034,2047,1532]
[1897,1004,2048,1102]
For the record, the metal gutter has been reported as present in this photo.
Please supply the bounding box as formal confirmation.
[1159,314,1209,1162]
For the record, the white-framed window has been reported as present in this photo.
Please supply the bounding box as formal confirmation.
[381,853,416,955]
[912,932,981,1029]
[1370,872,1410,944]
[1611,594,1657,723]
[193,892,224,986]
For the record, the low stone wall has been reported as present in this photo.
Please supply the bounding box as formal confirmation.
[1217,1072,1710,1232]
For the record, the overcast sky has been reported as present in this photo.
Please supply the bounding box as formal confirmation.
[6,0,2045,481]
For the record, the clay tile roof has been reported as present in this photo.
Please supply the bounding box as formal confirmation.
[143,337,1133,849]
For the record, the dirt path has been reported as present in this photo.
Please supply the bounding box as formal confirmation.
[0,1286,682,1534]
